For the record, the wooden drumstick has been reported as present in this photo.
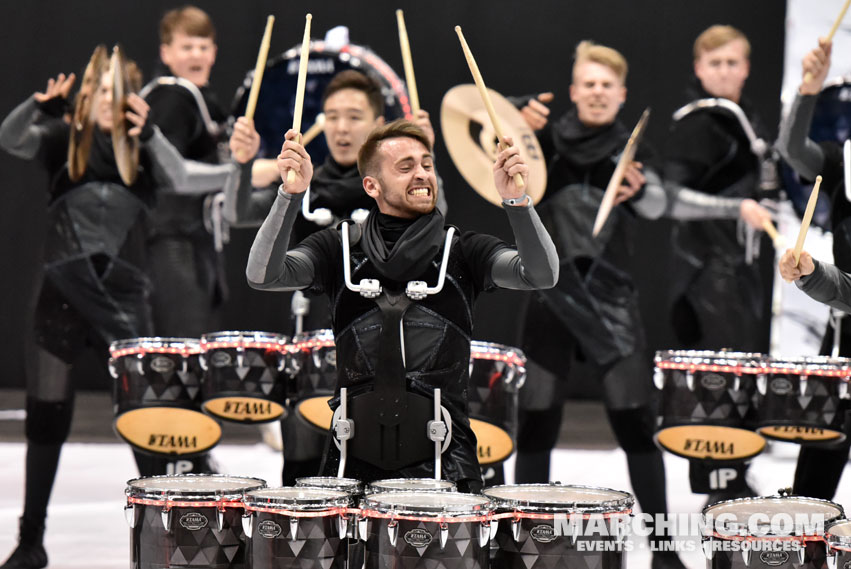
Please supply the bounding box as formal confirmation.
[794,175,822,265]
[245,15,275,120]
[396,10,420,116]
[803,0,850,83]
[286,13,312,186]
[762,219,783,248]
[301,113,325,146]
[455,25,525,190]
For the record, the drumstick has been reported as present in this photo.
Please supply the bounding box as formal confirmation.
[286,13,312,186]
[794,175,822,265]
[301,113,325,146]
[455,26,525,191]
[762,219,783,249]
[244,15,275,120]
[592,108,650,237]
[803,0,851,83]
[396,10,420,116]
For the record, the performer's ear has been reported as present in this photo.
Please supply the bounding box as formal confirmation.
[363,175,380,198]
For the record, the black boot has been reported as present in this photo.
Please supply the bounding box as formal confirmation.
[1,518,47,569]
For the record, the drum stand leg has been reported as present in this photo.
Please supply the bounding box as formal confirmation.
[332,387,354,478]
[427,388,451,480]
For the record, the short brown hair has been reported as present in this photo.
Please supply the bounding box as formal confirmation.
[160,6,215,45]
[573,40,628,84]
[693,25,750,60]
[322,70,384,118]
[357,120,432,177]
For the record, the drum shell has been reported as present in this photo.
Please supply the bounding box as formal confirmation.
[287,330,337,402]
[703,539,826,569]
[246,510,346,568]
[112,349,204,416]
[295,477,364,565]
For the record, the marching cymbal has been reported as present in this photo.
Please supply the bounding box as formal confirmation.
[68,45,108,182]
[110,45,140,187]
[440,84,546,206]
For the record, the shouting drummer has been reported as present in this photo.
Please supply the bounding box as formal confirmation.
[226,69,445,484]
[235,120,557,491]
[0,47,232,569]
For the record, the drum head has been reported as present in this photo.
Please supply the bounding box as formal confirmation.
[245,487,351,510]
[115,407,221,456]
[367,478,456,493]
[484,484,633,513]
[201,330,287,348]
[296,477,363,495]
[441,84,546,206]
[469,341,526,367]
[655,425,766,461]
[827,519,851,548]
[757,425,845,443]
[704,496,844,536]
[296,396,334,431]
[110,337,202,357]
[127,474,266,501]
[203,396,285,423]
[363,491,491,516]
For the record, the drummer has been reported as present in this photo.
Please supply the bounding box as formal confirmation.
[226,69,445,484]
[236,120,557,492]
[0,48,231,569]
[779,248,851,311]
[509,40,771,568]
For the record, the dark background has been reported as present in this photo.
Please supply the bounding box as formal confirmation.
[0,0,787,390]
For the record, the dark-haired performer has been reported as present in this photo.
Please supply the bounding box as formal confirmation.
[0,55,223,569]
[227,69,445,484]
[776,37,851,500]
[236,120,557,491]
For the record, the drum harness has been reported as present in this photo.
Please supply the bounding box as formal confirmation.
[673,98,780,265]
[329,221,456,479]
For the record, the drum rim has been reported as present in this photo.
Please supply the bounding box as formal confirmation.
[702,495,845,536]
[125,473,266,501]
[295,476,363,493]
[200,330,288,344]
[655,349,766,368]
[110,337,202,355]
[245,487,352,510]
[483,483,635,512]
[826,518,851,545]
[362,490,493,516]
[366,478,457,493]
[470,340,527,363]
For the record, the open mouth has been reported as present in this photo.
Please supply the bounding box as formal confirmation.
[408,186,431,197]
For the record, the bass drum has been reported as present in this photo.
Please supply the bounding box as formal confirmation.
[231,39,410,163]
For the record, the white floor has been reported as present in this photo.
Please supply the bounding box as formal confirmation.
[0,441,848,569]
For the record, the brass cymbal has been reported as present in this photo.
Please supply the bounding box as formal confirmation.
[110,45,140,187]
[440,84,546,206]
[68,44,108,182]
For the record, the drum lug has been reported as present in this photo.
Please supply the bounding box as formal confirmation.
[799,375,809,397]
[216,508,224,532]
[337,515,348,539]
[702,538,714,560]
[479,521,492,547]
[733,375,741,391]
[180,359,188,374]
[289,516,299,541]
[277,352,286,373]
[757,374,767,396]
[511,518,521,542]
[653,368,665,390]
[199,353,208,371]
[387,519,399,547]
[161,507,172,532]
[136,353,146,376]
[797,544,807,565]
[439,522,449,550]
[828,551,838,569]
[741,543,752,566]
[358,517,368,542]
[236,346,245,369]
[840,381,849,399]
[108,358,119,379]
[124,504,136,528]
[686,371,695,392]
[242,513,252,536]
[569,524,578,546]
[489,519,498,541]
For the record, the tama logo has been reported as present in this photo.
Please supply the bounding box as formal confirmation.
[700,374,726,391]
[179,512,208,531]
[404,528,432,547]
[759,551,789,566]
[222,400,273,416]
[150,356,175,374]
[148,434,198,449]
[770,379,794,395]
[287,59,334,75]
[530,525,557,543]
[258,520,282,539]
[210,352,232,367]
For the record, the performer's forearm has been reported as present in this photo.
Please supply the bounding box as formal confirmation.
[632,168,743,221]
[222,161,276,227]
[0,97,48,159]
[798,261,851,314]
[776,93,824,182]
[490,203,558,289]
[145,127,235,195]
[246,188,315,290]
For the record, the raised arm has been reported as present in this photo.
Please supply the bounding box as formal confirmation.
[488,137,558,289]
[0,73,75,159]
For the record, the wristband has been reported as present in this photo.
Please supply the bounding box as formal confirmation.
[502,194,530,207]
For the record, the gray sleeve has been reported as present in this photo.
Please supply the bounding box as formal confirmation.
[221,160,278,227]
[489,202,559,290]
[631,168,742,221]
[776,93,824,181]
[797,260,851,313]
[143,127,236,195]
[245,188,316,291]
[0,97,47,159]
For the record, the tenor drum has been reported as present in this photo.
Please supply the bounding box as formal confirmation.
[654,350,767,461]
[702,495,844,569]
[125,474,266,569]
[295,476,364,569]
[288,329,337,426]
[757,356,851,443]
[359,491,494,569]
[200,331,288,423]
[826,518,851,569]
[484,483,633,569]
[244,487,352,569]
[110,338,221,456]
